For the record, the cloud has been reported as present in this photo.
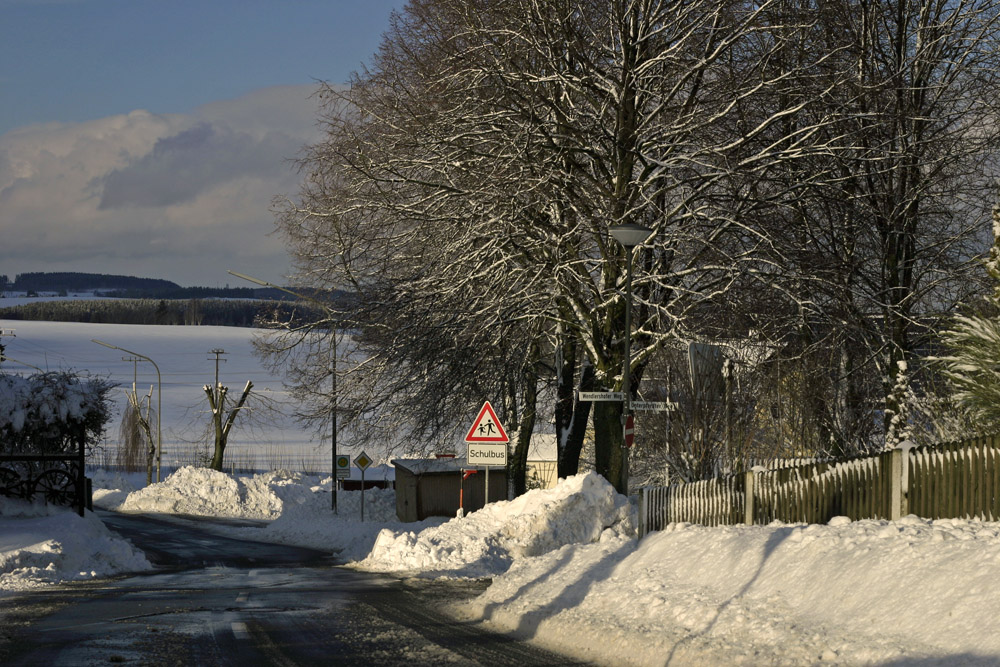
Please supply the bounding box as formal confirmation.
[96,122,301,209]
[0,85,320,286]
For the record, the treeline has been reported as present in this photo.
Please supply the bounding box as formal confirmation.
[0,298,315,328]
[8,272,178,293]
[0,272,300,301]
[105,286,260,300]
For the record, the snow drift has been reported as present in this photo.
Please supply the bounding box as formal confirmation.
[0,497,151,594]
[356,472,634,578]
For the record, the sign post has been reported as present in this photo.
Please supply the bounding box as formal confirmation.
[459,469,477,516]
[353,451,372,522]
[464,401,509,507]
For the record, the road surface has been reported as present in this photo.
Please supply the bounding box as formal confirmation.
[0,511,586,666]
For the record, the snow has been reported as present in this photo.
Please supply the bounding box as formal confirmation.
[0,495,151,594]
[5,467,1000,664]
[0,319,327,469]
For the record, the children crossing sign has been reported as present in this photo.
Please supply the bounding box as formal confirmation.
[463,401,508,507]
[464,401,509,443]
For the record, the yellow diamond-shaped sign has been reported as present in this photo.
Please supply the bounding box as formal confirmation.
[354,451,372,470]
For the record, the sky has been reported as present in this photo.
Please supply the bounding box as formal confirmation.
[0,0,406,287]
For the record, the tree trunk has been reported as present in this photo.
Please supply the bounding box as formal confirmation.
[559,363,594,478]
[593,400,626,494]
[207,381,253,471]
[509,341,539,497]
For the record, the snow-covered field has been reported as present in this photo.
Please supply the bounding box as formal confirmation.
[4,467,1000,665]
[0,318,330,471]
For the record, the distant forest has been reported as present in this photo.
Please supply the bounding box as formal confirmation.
[0,271,272,300]
[0,298,317,328]
[3,272,178,293]
[0,272,345,327]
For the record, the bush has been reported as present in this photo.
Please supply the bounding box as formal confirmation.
[0,372,115,455]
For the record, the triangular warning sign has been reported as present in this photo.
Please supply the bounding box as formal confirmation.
[464,400,509,443]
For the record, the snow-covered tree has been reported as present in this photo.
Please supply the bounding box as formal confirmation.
[937,204,1000,432]
[271,0,853,492]
[267,0,1000,490]
[0,371,114,455]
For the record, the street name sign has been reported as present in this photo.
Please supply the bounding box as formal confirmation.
[631,400,677,412]
[578,391,624,402]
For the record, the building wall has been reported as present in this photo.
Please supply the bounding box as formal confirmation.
[394,467,508,522]
[526,460,558,489]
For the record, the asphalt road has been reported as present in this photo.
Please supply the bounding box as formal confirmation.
[0,511,586,666]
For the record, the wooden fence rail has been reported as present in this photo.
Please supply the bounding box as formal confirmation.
[638,434,1000,538]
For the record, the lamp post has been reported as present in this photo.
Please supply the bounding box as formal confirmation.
[609,222,654,493]
[92,339,162,482]
[228,270,340,514]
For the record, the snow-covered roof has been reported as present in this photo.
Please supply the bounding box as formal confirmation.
[392,456,481,475]
[344,463,394,481]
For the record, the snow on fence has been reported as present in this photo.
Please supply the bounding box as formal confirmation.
[638,434,1000,537]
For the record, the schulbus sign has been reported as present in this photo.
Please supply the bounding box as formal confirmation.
[467,442,508,466]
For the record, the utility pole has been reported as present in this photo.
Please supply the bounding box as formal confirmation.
[209,349,227,387]
[123,356,141,388]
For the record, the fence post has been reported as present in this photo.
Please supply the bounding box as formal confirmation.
[890,446,903,520]
[638,487,647,539]
[890,441,914,520]
[744,468,756,525]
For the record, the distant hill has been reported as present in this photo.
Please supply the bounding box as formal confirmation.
[0,271,353,327]
[2,271,278,300]
[9,272,179,293]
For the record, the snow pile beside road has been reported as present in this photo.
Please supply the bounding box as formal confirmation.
[118,466,316,519]
[111,466,402,560]
[458,516,1000,665]
[251,483,403,561]
[355,472,633,578]
[0,497,151,595]
[89,468,143,510]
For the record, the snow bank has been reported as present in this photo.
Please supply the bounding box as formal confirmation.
[89,468,144,510]
[117,466,317,519]
[355,472,633,578]
[19,462,1000,664]
[0,497,151,595]
[457,516,1000,665]
[111,465,404,561]
[248,483,405,561]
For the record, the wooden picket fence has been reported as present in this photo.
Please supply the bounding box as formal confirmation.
[638,434,1000,537]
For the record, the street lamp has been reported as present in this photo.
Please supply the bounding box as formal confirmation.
[609,222,654,492]
[228,270,340,514]
[92,339,163,482]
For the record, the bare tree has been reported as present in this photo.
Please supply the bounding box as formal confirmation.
[203,380,254,471]
[268,0,1000,492]
[118,384,155,484]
